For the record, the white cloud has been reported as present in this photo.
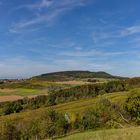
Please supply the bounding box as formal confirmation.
[0,57,59,78]
[18,0,53,10]
[30,0,53,9]
[121,25,140,36]
[10,0,90,33]
[60,49,127,57]
[91,26,122,43]
[0,55,111,79]
[53,59,111,72]
[0,50,139,79]
[21,0,86,10]
[90,24,140,44]
[10,8,63,33]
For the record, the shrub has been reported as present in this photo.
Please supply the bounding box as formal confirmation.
[80,109,99,130]
[124,91,140,124]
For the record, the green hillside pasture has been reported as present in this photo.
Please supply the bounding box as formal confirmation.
[0,91,129,121]
[57,126,140,140]
[0,88,139,140]
[53,91,128,113]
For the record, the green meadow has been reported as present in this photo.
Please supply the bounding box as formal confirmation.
[57,126,140,140]
[0,90,130,120]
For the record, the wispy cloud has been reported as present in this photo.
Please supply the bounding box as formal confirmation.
[24,0,53,10]
[0,57,60,78]
[121,25,140,36]
[10,0,90,33]
[92,31,118,43]
[53,59,111,71]
[90,24,140,45]
[0,56,111,79]
[60,49,128,57]
[20,0,86,10]
[10,8,63,33]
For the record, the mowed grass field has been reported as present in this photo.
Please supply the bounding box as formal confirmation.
[57,126,140,140]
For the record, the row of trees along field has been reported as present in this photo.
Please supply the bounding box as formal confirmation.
[0,80,128,115]
[1,77,140,116]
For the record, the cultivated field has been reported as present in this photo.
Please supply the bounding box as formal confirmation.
[55,80,91,85]
[0,95,23,102]
[0,88,48,102]
[0,79,101,102]
[0,79,71,102]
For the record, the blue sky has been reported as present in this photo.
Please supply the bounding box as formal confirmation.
[0,0,140,78]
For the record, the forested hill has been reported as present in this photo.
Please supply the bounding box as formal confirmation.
[32,71,128,81]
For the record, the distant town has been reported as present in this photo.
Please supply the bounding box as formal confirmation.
[0,79,25,84]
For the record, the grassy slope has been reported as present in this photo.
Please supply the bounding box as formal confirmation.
[54,91,128,113]
[0,90,137,140]
[57,126,140,140]
[0,91,129,120]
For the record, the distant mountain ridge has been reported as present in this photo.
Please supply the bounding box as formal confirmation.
[32,71,128,81]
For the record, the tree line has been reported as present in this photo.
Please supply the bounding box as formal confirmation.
[0,80,127,115]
